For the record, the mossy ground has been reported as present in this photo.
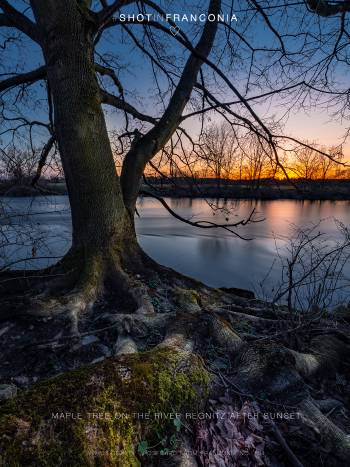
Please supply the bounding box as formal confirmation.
[0,348,209,467]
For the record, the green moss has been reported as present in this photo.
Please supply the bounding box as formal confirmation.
[0,349,209,466]
[174,288,202,311]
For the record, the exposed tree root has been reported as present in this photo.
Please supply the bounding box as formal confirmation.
[0,247,158,332]
[0,260,349,466]
[299,399,350,462]
[204,310,242,351]
[290,334,350,378]
[216,307,282,325]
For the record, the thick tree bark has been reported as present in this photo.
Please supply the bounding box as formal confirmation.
[31,0,132,259]
[0,1,156,315]
[29,0,221,253]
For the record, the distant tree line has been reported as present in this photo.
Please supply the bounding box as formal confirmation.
[1,122,348,186]
[144,122,349,184]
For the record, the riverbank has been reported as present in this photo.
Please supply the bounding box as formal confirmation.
[143,178,350,201]
[1,268,350,467]
[1,179,350,200]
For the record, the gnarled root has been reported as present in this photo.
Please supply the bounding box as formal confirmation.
[0,247,158,333]
[204,310,242,352]
[159,312,197,353]
[289,334,350,378]
[1,263,350,466]
[299,399,350,462]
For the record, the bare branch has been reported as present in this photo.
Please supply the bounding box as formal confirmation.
[100,89,156,124]
[97,0,136,28]
[139,190,262,240]
[31,135,56,187]
[0,66,46,93]
[0,12,11,27]
[95,63,124,95]
[0,0,41,42]
[104,17,272,138]
[121,0,222,212]
[249,0,286,53]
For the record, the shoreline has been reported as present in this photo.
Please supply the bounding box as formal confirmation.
[1,179,350,201]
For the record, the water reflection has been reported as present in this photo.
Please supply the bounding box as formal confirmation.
[136,197,350,301]
[1,196,349,303]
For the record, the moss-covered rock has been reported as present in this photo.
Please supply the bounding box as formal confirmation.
[0,349,209,466]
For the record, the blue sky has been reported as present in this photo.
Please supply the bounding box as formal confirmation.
[1,1,349,158]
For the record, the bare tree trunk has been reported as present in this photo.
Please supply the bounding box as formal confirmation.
[120,0,221,216]
[31,0,133,260]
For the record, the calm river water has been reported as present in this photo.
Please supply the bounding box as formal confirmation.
[1,196,349,305]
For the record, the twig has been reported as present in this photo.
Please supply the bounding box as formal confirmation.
[268,419,305,467]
